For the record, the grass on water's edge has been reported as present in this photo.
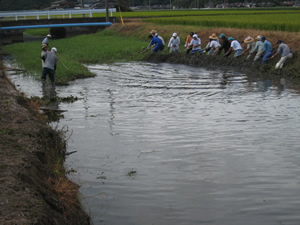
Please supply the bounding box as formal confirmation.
[2,29,148,85]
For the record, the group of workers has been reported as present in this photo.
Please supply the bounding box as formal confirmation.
[40,34,58,86]
[147,30,293,69]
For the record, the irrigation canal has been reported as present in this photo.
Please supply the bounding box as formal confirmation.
[6,61,300,225]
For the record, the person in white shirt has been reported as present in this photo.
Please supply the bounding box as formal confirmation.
[187,34,202,55]
[205,34,221,55]
[155,33,165,46]
[168,33,180,53]
[224,37,243,57]
[41,34,51,47]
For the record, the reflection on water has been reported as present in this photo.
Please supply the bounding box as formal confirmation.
[5,62,300,225]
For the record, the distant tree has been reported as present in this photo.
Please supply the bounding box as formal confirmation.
[173,0,193,8]
[115,0,132,11]
[0,0,56,10]
[190,0,205,8]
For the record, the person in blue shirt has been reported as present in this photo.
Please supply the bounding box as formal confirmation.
[259,36,273,63]
[148,35,164,53]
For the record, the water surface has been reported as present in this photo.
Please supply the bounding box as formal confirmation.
[7,62,300,225]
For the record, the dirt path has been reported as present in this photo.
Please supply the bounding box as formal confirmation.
[0,59,90,224]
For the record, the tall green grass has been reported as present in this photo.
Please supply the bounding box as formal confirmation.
[105,8,300,18]
[3,30,148,84]
[143,13,300,32]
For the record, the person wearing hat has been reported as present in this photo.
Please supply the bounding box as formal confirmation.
[41,44,49,68]
[249,35,264,61]
[240,36,255,59]
[205,33,221,55]
[187,34,202,55]
[224,37,243,57]
[148,34,164,53]
[150,30,157,36]
[41,34,52,47]
[144,30,159,51]
[259,36,273,63]
[41,47,58,86]
[216,33,230,56]
[167,33,180,53]
[185,32,194,54]
[268,40,293,69]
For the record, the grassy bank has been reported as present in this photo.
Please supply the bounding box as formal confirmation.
[108,21,300,52]
[3,30,147,84]
[107,22,300,77]
[3,19,300,84]
[0,65,90,224]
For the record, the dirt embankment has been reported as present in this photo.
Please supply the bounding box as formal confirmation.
[0,64,89,223]
[144,51,300,78]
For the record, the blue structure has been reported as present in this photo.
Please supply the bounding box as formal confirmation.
[0,22,113,30]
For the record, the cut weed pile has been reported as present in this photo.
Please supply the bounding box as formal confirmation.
[0,64,90,224]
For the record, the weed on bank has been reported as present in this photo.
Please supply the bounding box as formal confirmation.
[3,30,147,84]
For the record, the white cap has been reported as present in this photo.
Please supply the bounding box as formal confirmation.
[193,34,198,38]
[47,34,51,37]
[172,33,177,37]
[51,47,57,52]
[155,33,159,37]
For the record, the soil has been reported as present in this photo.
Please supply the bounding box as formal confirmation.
[0,56,90,224]
[144,51,300,79]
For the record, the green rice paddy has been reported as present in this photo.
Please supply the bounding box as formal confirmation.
[142,12,300,32]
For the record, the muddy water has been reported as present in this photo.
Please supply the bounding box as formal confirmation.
[7,62,300,225]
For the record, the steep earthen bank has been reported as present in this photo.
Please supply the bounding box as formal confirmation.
[0,64,90,223]
[144,51,300,78]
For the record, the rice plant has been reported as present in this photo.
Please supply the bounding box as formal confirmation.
[143,13,300,32]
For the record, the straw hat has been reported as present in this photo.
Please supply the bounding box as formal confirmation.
[209,33,218,40]
[244,36,254,43]
[41,43,48,50]
[150,30,157,34]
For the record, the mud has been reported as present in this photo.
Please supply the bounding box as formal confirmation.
[144,51,300,79]
[0,61,90,224]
